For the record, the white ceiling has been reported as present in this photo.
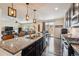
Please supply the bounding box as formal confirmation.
[0,3,71,23]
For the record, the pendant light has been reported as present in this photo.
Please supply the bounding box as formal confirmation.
[11,3,14,15]
[8,3,16,17]
[33,9,36,23]
[26,3,29,21]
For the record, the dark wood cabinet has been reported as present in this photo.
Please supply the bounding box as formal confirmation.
[65,3,79,28]
[72,16,78,25]
[21,37,47,56]
[65,6,72,28]
[35,44,40,56]
[39,39,43,55]
[73,3,79,16]
[27,48,36,56]
[71,3,79,25]
[35,38,41,56]
[21,41,36,56]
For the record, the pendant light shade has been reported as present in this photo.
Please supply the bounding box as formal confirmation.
[8,3,16,17]
[26,14,29,20]
[33,9,36,23]
[26,3,29,21]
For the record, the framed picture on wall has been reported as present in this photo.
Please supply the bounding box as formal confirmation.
[8,7,16,17]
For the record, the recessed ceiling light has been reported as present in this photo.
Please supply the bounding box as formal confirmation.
[55,7,58,11]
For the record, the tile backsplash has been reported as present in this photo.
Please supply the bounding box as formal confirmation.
[68,27,79,37]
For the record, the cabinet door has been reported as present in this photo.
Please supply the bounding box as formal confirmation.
[43,38,47,49]
[72,16,78,25]
[35,45,40,56]
[27,48,36,56]
[35,38,43,56]
[68,8,72,27]
[21,42,35,56]
[39,41,43,55]
[71,3,79,25]
[65,12,69,27]
[65,19,68,27]
[73,3,79,15]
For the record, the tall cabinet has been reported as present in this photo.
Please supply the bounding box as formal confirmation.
[65,3,79,28]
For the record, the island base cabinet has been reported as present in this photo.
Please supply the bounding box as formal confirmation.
[21,37,47,56]
[35,45,40,56]
[27,48,36,56]
[39,41,43,55]
[21,42,36,56]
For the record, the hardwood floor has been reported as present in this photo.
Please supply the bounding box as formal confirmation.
[54,38,62,56]
[42,37,62,56]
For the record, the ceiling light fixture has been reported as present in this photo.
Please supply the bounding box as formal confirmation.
[26,3,29,21]
[11,3,14,15]
[55,7,58,11]
[33,9,36,23]
[8,3,16,17]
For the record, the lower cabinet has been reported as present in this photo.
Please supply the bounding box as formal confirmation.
[21,37,47,56]
[35,44,40,56]
[27,48,36,56]
[21,42,36,56]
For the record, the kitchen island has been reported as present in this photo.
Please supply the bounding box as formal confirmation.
[0,34,47,56]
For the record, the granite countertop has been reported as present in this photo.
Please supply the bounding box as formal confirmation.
[62,34,79,40]
[62,34,79,54]
[62,34,79,43]
[0,34,43,55]
[71,44,79,54]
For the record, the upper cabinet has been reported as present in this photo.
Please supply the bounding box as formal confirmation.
[65,7,71,28]
[73,3,79,15]
[65,3,79,28]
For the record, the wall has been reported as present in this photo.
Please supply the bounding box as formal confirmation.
[54,18,64,38]
[0,4,20,40]
[0,4,43,39]
[18,23,32,31]
[0,8,2,40]
[32,22,43,33]
[48,25,54,36]
[45,18,64,37]
[68,27,79,37]
[54,18,64,25]
[0,5,19,28]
